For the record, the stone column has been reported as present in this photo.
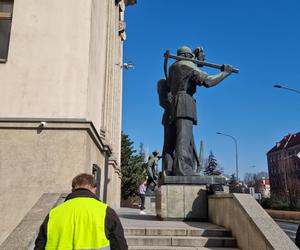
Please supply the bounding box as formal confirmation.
[101,0,115,144]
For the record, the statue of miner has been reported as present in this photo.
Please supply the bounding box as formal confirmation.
[164,46,236,176]
[157,78,175,176]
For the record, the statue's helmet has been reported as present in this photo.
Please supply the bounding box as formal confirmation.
[176,46,193,57]
[152,150,160,156]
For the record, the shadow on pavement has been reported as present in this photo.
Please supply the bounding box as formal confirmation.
[119,214,158,221]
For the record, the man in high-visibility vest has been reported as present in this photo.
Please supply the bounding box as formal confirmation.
[34,173,128,250]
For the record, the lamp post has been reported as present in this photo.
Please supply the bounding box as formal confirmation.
[245,165,256,171]
[273,84,300,94]
[216,132,239,181]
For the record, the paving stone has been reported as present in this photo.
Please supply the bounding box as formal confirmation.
[146,227,187,236]
[124,227,146,236]
[171,236,208,247]
[186,228,231,237]
[171,236,235,247]
[126,236,172,246]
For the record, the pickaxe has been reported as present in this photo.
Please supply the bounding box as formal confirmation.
[164,49,239,79]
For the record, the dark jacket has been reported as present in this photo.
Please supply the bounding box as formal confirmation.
[34,188,128,250]
[296,224,300,248]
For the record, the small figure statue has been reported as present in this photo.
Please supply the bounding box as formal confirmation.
[145,150,161,194]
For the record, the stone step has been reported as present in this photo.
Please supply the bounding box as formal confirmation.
[129,246,240,250]
[125,227,232,237]
[126,235,237,248]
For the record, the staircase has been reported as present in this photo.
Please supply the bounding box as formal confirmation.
[119,208,239,250]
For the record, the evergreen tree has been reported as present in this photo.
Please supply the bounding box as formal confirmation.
[204,151,222,176]
[229,173,243,193]
[121,132,145,200]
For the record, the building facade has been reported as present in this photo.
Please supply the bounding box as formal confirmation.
[0,0,135,243]
[267,133,300,202]
[258,177,270,198]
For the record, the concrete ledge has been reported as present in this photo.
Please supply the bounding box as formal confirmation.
[208,193,298,250]
[265,209,300,222]
[0,118,112,155]
[208,194,232,199]
[0,193,62,250]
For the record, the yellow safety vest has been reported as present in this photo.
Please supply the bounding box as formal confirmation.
[46,197,110,250]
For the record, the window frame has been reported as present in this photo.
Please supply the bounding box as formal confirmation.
[0,0,14,63]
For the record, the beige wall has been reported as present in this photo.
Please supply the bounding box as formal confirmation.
[0,122,109,243]
[87,0,109,131]
[0,0,125,161]
[0,0,91,119]
[0,0,131,243]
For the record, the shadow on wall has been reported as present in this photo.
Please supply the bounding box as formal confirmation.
[186,189,208,221]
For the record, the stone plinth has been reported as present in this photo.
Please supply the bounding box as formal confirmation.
[145,195,156,214]
[161,175,226,185]
[156,184,208,221]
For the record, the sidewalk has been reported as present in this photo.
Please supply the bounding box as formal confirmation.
[117,207,230,231]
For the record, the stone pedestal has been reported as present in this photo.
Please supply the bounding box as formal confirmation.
[156,176,226,221]
[145,195,156,214]
[161,175,226,185]
[156,184,208,221]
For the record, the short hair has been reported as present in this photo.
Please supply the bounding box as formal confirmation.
[72,173,96,191]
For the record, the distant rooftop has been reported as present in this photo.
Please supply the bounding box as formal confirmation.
[267,132,300,154]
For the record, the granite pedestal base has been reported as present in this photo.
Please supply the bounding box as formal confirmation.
[156,184,208,221]
[161,175,226,185]
[145,195,156,214]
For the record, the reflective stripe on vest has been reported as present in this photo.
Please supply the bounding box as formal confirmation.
[46,197,110,250]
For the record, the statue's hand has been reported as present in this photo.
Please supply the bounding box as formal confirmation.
[221,64,234,73]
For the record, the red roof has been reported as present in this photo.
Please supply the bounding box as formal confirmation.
[260,178,270,186]
[267,132,300,154]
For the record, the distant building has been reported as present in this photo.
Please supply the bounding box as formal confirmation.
[258,177,270,198]
[266,133,300,201]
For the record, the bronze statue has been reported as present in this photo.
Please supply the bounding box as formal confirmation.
[157,79,174,176]
[159,46,238,176]
[145,150,161,192]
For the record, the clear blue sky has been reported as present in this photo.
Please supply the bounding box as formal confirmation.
[122,0,300,180]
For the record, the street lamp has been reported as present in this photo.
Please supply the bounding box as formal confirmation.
[245,165,256,171]
[216,132,239,181]
[273,84,300,94]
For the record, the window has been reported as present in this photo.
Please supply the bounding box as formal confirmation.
[0,0,13,62]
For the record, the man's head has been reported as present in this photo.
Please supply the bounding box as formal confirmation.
[176,46,193,58]
[152,150,160,157]
[72,173,97,194]
[141,177,147,185]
